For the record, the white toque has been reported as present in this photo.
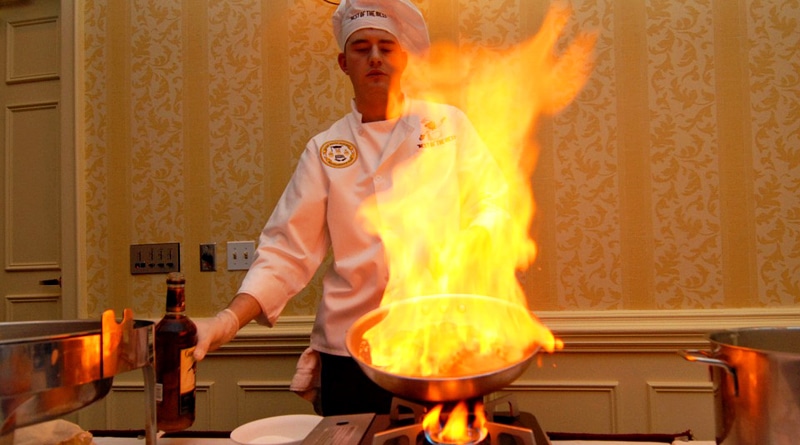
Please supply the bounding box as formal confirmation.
[332,0,430,56]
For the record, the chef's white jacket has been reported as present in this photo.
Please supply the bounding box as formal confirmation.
[238,98,508,356]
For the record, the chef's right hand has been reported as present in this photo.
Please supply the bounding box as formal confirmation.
[193,308,239,361]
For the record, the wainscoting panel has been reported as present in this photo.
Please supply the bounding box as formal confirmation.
[504,381,619,434]
[647,381,715,439]
[100,380,213,430]
[236,381,316,425]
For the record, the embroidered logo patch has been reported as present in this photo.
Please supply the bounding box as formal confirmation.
[417,116,455,149]
[320,140,358,168]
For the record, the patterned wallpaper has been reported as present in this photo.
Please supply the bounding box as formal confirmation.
[81,0,799,320]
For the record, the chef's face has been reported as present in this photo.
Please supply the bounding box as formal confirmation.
[338,28,408,100]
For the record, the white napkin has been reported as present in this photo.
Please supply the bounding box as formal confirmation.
[11,419,93,445]
[289,347,321,413]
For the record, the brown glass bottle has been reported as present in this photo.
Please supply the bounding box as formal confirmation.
[155,272,197,432]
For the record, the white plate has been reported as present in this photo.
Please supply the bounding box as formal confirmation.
[230,414,323,445]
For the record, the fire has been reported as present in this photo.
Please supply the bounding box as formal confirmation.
[356,5,594,377]
[423,401,488,445]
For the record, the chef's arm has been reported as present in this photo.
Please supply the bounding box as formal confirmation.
[226,292,263,325]
[193,293,262,361]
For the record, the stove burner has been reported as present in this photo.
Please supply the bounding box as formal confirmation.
[372,421,537,445]
[372,395,542,445]
[425,427,486,445]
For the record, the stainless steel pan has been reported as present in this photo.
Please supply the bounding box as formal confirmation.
[346,294,541,402]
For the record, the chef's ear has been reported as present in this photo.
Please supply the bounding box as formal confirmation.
[338,52,348,74]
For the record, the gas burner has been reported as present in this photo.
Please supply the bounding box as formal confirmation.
[373,421,537,445]
[389,393,520,424]
[372,394,544,445]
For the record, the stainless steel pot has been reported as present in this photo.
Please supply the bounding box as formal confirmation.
[345,294,540,402]
[680,327,800,445]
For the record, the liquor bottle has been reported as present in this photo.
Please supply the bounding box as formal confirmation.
[155,272,197,432]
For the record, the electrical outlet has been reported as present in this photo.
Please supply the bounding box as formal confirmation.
[130,242,180,274]
[227,241,255,270]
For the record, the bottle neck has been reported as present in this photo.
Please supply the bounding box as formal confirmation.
[166,285,186,313]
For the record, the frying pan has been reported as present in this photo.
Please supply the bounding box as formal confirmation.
[345,294,541,402]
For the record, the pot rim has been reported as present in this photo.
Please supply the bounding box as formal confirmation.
[706,326,800,356]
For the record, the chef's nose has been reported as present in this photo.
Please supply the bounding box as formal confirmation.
[368,47,382,65]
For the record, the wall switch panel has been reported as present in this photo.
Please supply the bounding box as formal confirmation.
[200,243,216,271]
[130,242,180,274]
[227,241,255,270]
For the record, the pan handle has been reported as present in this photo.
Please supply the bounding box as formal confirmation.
[678,349,738,396]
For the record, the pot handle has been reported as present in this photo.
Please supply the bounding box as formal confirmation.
[678,349,738,396]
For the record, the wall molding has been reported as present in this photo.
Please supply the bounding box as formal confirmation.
[237,380,294,392]
[506,380,620,433]
[539,307,800,351]
[646,381,714,434]
[507,380,620,395]
[105,380,214,430]
[5,16,60,83]
[4,293,61,321]
[213,307,800,356]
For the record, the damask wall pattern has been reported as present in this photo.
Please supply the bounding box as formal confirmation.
[129,0,186,315]
[550,0,622,309]
[646,0,723,309]
[747,1,800,306]
[83,0,109,316]
[206,0,267,311]
[81,0,799,320]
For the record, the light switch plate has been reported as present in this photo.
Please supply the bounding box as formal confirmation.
[130,242,180,274]
[227,241,255,270]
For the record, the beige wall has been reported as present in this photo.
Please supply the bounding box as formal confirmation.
[81,0,800,321]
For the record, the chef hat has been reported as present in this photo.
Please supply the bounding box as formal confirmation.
[332,0,430,56]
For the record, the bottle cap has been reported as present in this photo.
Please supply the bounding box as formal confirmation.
[167,272,185,285]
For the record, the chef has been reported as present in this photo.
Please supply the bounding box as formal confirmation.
[193,0,508,416]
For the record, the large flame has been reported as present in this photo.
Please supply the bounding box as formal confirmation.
[356,5,595,378]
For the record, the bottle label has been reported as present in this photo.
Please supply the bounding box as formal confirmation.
[179,346,197,415]
[155,383,163,402]
[180,346,197,393]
